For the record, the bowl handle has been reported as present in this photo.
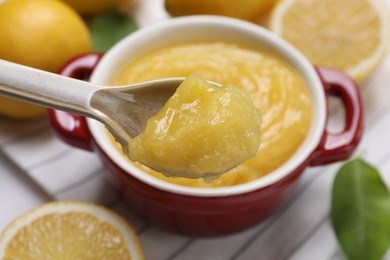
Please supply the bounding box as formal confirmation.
[309,67,364,166]
[48,53,103,151]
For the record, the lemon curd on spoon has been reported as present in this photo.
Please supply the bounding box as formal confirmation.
[127,74,262,181]
[111,42,313,187]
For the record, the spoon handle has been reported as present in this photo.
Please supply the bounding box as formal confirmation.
[0,59,101,117]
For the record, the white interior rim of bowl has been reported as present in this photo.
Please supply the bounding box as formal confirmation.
[89,15,327,197]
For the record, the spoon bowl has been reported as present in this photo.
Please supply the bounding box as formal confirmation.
[89,78,184,153]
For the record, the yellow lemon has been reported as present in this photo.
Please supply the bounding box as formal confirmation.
[0,97,48,119]
[165,0,278,22]
[0,0,92,119]
[269,0,390,82]
[61,0,125,15]
[0,201,144,259]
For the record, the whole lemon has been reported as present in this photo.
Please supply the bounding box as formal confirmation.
[61,0,124,15]
[165,0,278,22]
[0,0,92,119]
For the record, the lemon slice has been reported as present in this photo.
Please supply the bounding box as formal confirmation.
[0,201,143,259]
[269,0,390,81]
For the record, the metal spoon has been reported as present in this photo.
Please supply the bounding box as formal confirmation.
[0,59,183,155]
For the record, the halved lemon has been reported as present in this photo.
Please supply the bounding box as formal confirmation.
[269,0,390,82]
[0,201,143,259]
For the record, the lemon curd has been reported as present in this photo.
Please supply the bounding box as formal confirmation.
[127,74,262,181]
[111,42,313,188]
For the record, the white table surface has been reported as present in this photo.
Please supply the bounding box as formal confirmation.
[0,151,48,231]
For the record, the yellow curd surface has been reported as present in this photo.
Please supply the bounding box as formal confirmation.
[111,42,313,188]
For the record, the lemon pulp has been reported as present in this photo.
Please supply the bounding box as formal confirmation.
[0,202,143,259]
[270,0,390,81]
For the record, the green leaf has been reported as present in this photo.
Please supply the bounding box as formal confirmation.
[90,10,138,52]
[332,158,390,260]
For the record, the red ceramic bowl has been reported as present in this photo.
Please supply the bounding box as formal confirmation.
[49,16,363,236]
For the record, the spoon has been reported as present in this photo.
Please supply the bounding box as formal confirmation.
[0,59,184,155]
